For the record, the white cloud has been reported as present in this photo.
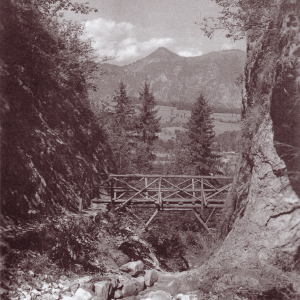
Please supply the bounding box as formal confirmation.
[83,18,175,64]
[177,49,203,57]
[221,43,235,50]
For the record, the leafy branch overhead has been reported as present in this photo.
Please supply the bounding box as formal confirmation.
[199,0,278,40]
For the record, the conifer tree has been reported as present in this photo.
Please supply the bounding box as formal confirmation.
[133,82,161,173]
[114,80,135,131]
[109,81,136,173]
[137,81,160,145]
[186,93,216,175]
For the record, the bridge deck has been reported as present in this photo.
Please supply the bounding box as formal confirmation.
[91,174,232,233]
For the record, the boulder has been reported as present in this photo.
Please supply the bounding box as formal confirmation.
[94,281,111,300]
[174,293,190,300]
[81,282,95,291]
[121,281,139,297]
[94,275,119,289]
[0,288,8,296]
[141,290,172,300]
[113,289,123,299]
[144,270,158,287]
[134,276,145,292]
[165,281,179,296]
[119,260,144,276]
[74,287,95,300]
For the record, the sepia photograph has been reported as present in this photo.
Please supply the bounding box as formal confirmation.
[0,0,299,299]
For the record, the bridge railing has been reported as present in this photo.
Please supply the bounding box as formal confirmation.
[108,174,232,211]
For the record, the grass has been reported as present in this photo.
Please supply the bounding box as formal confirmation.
[156,106,241,141]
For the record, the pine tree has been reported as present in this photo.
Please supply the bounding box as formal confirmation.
[133,82,161,173]
[108,81,136,173]
[186,93,216,175]
[114,81,135,131]
[137,81,160,145]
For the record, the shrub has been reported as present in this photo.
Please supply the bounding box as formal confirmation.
[45,215,104,271]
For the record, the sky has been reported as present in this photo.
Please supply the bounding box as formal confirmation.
[66,0,246,66]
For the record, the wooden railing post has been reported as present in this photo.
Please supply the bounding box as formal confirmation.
[158,177,162,208]
[110,178,115,208]
[145,177,148,199]
[201,178,204,211]
[192,178,195,199]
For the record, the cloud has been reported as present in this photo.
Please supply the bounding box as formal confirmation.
[83,18,175,64]
[221,43,235,50]
[177,49,203,57]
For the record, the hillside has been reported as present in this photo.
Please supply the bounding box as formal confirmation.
[92,48,246,112]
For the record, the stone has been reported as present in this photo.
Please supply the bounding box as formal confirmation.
[70,283,80,294]
[60,275,68,281]
[74,287,95,300]
[165,281,179,296]
[94,275,119,289]
[82,282,95,291]
[144,270,159,287]
[91,297,103,300]
[121,281,139,297]
[141,290,172,300]
[119,260,144,276]
[174,294,190,300]
[113,289,123,299]
[44,274,54,283]
[0,288,8,296]
[21,283,32,291]
[134,276,145,292]
[61,296,73,300]
[62,291,73,298]
[94,281,111,300]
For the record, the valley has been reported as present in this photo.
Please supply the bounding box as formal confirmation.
[91,48,246,113]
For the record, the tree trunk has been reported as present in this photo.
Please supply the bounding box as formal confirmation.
[175,0,300,296]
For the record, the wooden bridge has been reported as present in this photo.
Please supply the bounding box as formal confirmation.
[91,174,232,233]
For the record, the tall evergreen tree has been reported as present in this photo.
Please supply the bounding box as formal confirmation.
[108,81,136,174]
[137,81,160,145]
[133,82,161,173]
[186,93,216,175]
[114,80,135,131]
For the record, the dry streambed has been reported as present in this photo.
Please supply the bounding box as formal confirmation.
[6,260,198,300]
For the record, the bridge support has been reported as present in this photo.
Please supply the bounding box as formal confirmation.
[193,209,212,235]
[145,209,159,228]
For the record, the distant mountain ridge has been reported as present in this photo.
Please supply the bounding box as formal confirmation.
[92,47,246,112]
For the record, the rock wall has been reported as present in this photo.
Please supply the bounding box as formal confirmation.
[172,0,300,295]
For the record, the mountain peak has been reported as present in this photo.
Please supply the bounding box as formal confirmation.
[148,47,180,59]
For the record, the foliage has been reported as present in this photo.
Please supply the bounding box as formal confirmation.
[106,81,137,173]
[144,229,187,271]
[4,215,106,273]
[0,0,113,219]
[136,82,161,146]
[114,81,135,131]
[46,216,104,271]
[183,94,217,175]
[199,0,278,41]
[214,130,240,152]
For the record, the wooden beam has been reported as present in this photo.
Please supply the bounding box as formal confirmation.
[205,207,216,224]
[145,210,159,228]
[193,209,212,236]
[110,174,233,179]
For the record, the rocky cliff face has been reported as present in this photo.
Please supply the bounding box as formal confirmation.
[93,48,246,112]
[173,0,300,296]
